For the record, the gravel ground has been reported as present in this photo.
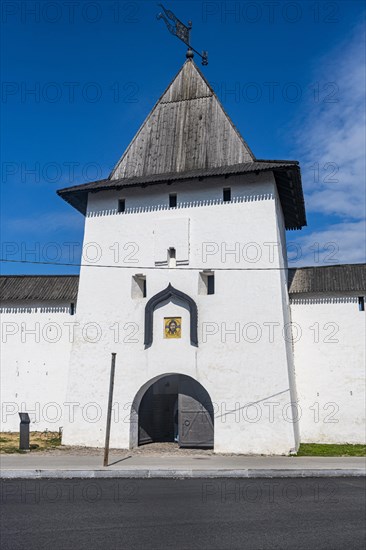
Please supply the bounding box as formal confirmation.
[23,442,219,457]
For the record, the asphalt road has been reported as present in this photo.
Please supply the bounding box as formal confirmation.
[1,477,365,549]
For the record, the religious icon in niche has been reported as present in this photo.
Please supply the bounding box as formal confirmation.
[164,317,182,339]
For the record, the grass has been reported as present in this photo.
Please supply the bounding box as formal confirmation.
[0,431,62,454]
[296,443,366,457]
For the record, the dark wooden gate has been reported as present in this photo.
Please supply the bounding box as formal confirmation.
[138,375,214,448]
[178,377,214,448]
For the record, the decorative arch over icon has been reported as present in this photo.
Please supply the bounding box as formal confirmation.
[144,284,198,348]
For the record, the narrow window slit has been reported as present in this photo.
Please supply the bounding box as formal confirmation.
[223,188,231,202]
[169,194,177,208]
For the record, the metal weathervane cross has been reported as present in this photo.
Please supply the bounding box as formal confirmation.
[157,4,208,66]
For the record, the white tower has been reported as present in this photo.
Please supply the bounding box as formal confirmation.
[58,59,306,454]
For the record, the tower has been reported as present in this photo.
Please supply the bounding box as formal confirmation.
[58,58,306,453]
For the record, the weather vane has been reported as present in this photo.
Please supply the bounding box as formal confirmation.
[157,4,208,66]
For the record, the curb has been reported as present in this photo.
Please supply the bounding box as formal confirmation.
[1,469,365,479]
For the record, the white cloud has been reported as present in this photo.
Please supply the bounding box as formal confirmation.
[288,220,366,267]
[295,24,365,211]
[289,21,366,264]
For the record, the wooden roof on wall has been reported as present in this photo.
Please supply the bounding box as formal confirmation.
[0,275,79,302]
[1,265,365,302]
[288,264,366,294]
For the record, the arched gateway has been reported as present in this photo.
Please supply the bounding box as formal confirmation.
[130,374,214,449]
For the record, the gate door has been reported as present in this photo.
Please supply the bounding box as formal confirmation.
[178,378,214,448]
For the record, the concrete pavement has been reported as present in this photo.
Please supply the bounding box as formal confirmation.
[1,452,365,478]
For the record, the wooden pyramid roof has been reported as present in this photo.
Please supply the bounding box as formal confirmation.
[109,59,255,180]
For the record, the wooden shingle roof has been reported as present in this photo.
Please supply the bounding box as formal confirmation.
[110,60,254,179]
[1,265,365,302]
[57,59,307,229]
[288,264,366,294]
[0,275,79,302]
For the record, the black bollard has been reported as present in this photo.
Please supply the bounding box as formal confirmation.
[19,413,30,451]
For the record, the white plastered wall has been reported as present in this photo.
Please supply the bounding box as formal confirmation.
[291,293,366,444]
[0,301,73,432]
[61,172,298,454]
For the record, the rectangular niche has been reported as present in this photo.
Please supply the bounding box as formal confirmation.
[132,274,146,299]
[199,271,215,295]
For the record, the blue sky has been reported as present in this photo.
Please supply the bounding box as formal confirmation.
[1,0,365,274]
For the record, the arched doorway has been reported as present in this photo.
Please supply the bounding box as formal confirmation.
[130,374,214,449]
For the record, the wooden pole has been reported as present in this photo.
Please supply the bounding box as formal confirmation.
[103,353,116,467]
